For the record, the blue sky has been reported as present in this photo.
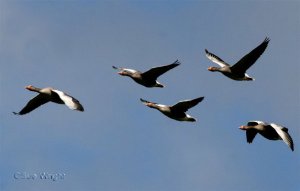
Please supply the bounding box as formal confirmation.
[1,1,299,191]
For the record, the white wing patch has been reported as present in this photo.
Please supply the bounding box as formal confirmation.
[177,99,193,103]
[185,114,196,121]
[270,123,294,150]
[156,104,167,108]
[205,49,230,67]
[245,73,255,80]
[123,68,137,74]
[52,90,78,110]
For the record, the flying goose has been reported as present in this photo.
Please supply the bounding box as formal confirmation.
[239,121,294,151]
[113,60,180,87]
[13,85,84,115]
[140,97,204,122]
[205,37,270,81]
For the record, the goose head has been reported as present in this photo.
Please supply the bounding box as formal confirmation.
[208,66,220,72]
[25,85,34,90]
[144,102,157,109]
[239,122,258,130]
[25,85,41,92]
[239,125,248,130]
[118,71,128,76]
[118,69,136,77]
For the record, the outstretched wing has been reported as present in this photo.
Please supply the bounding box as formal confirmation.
[52,90,84,111]
[245,121,266,143]
[13,94,49,115]
[270,123,294,151]
[171,97,204,112]
[205,49,230,67]
[246,129,258,143]
[140,98,157,105]
[142,60,180,80]
[112,66,127,70]
[231,37,270,73]
[247,121,267,126]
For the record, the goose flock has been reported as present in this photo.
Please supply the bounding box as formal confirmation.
[14,37,294,151]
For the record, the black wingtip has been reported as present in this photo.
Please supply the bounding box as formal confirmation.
[197,96,205,102]
[205,49,209,53]
[112,66,118,69]
[172,59,181,66]
[12,112,19,115]
[173,59,181,65]
[264,37,270,43]
[140,98,152,104]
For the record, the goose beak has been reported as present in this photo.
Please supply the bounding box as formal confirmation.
[25,85,32,90]
[239,126,245,130]
[144,103,152,107]
[208,67,213,71]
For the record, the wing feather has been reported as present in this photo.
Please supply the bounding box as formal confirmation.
[231,37,270,73]
[142,60,180,80]
[14,94,49,115]
[171,97,204,112]
[52,90,84,111]
[270,123,294,151]
[246,129,258,143]
[205,49,230,67]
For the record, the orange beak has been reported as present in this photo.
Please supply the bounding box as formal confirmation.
[25,85,32,90]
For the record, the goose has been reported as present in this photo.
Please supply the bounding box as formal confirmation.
[239,121,294,151]
[205,37,270,81]
[140,97,204,122]
[13,85,84,115]
[113,60,180,87]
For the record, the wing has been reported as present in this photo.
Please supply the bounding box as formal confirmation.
[13,94,49,115]
[171,97,204,112]
[231,37,270,73]
[140,98,157,105]
[270,123,294,151]
[112,66,125,70]
[205,49,230,67]
[246,129,258,143]
[52,90,84,111]
[247,120,267,126]
[140,98,149,103]
[142,60,180,80]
